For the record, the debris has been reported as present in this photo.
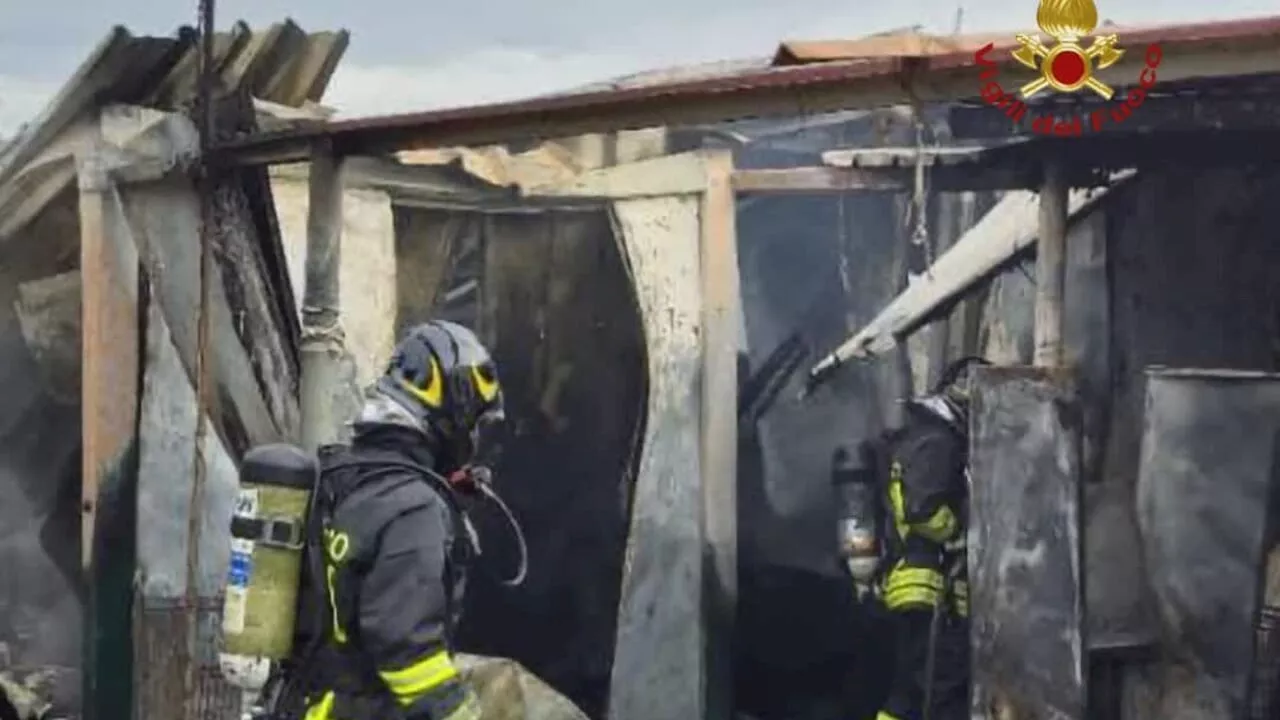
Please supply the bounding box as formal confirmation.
[456,654,590,720]
[0,671,54,720]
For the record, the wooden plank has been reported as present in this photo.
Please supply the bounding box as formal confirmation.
[79,161,144,720]
[732,167,904,193]
[1033,160,1068,367]
[698,150,738,720]
[731,165,1106,194]
[607,194,706,720]
[969,366,1085,720]
[525,150,710,198]
[78,168,140,569]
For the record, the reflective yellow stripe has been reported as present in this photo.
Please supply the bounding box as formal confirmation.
[876,712,904,720]
[888,466,909,540]
[912,505,959,543]
[883,563,943,610]
[953,579,969,617]
[325,564,347,644]
[379,650,459,705]
[304,691,335,720]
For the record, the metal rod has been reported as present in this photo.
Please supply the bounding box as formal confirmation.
[1033,158,1068,367]
[299,143,346,450]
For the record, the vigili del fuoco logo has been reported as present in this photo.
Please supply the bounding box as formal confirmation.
[973,0,1164,136]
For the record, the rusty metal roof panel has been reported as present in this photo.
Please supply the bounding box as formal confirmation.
[774,30,1016,65]
[565,57,774,93]
[213,14,1280,165]
[773,15,1280,66]
[777,15,1280,68]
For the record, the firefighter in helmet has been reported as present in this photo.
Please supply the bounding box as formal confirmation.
[291,320,504,720]
[876,357,988,720]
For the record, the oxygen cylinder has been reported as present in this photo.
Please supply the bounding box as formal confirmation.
[219,444,317,704]
[832,442,881,595]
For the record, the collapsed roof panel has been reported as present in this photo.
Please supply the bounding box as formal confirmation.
[0,18,349,246]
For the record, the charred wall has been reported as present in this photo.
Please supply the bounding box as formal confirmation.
[972,162,1280,717]
[0,188,83,712]
[733,189,908,720]
[394,204,646,718]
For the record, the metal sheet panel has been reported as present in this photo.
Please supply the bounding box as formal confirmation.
[607,195,705,720]
[1136,368,1280,719]
[969,366,1085,719]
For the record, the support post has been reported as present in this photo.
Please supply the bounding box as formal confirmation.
[1033,159,1068,367]
[699,150,739,720]
[78,157,142,720]
[299,142,346,451]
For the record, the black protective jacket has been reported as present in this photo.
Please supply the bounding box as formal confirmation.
[881,402,968,583]
[292,425,474,720]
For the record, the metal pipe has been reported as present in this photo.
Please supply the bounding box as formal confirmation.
[1033,159,1068,367]
[299,143,346,451]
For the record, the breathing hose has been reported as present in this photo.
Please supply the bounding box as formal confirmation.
[471,478,529,587]
[321,458,529,587]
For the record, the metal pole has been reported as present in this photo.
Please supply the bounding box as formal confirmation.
[1033,159,1068,367]
[299,142,346,451]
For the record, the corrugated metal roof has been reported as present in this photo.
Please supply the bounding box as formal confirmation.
[565,57,773,93]
[213,14,1280,166]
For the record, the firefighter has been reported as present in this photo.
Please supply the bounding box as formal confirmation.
[290,320,505,720]
[875,357,988,720]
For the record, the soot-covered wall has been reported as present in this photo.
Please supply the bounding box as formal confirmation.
[0,191,83,711]
[972,163,1280,718]
[734,191,909,720]
[394,204,646,718]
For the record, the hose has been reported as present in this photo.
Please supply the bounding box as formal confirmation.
[473,479,529,587]
[322,458,529,587]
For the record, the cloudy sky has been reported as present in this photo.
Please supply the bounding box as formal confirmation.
[0,0,1275,135]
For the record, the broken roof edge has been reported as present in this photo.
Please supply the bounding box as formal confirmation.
[813,170,1134,369]
[213,14,1280,166]
[0,26,138,186]
[772,14,1280,66]
[0,18,349,243]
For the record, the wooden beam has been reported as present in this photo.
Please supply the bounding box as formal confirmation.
[1033,160,1068,367]
[731,164,1104,193]
[698,150,738,720]
[949,82,1280,140]
[732,166,904,193]
[78,164,141,569]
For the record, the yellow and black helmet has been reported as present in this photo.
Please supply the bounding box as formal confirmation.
[377,320,504,462]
